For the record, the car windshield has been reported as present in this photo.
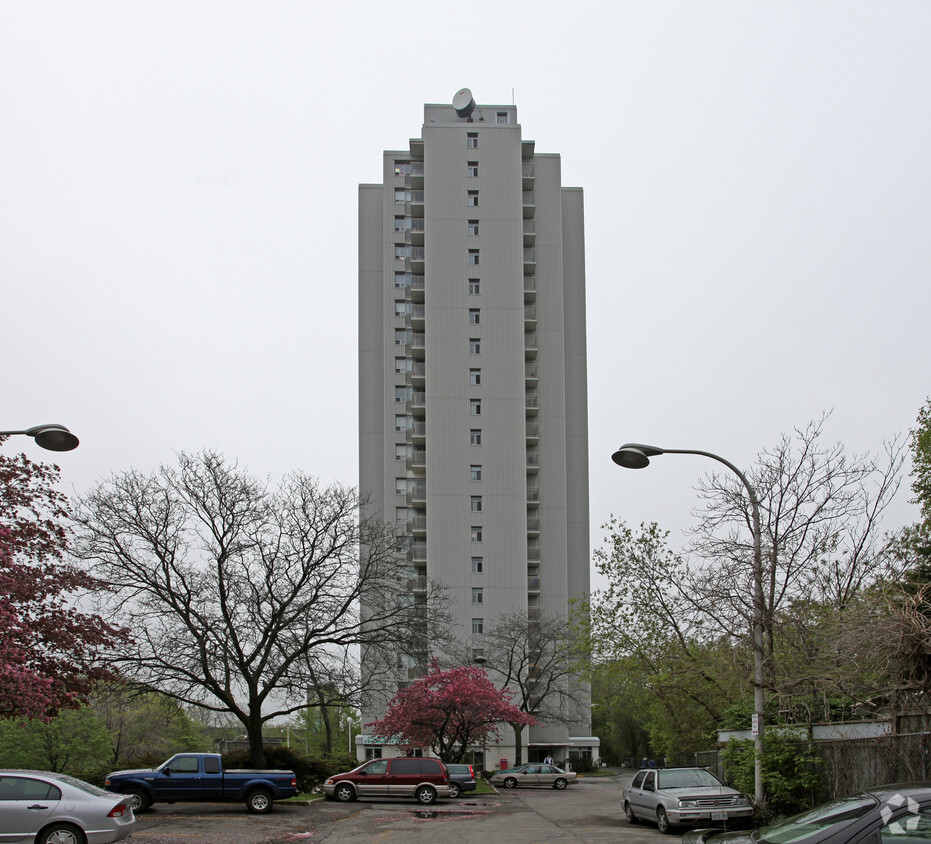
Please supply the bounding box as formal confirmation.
[658,769,724,789]
[754,793,878,843]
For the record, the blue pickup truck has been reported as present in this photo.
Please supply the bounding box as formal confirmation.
[105,752,298,814]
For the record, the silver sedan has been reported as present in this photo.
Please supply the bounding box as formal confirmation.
[491,764,578,790]
[0,770,135,844]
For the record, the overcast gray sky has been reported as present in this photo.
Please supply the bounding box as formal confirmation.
[3,1,929,573]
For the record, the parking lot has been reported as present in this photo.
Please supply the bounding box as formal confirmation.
[130,772,676,843]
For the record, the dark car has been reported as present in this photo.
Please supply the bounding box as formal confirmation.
[446,763,477,797]
[681,783,931,844]
[323,757,451,804]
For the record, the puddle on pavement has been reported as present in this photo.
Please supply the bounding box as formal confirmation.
[411,810,477,819]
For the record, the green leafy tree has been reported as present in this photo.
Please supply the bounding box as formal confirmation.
[0,706,111,773]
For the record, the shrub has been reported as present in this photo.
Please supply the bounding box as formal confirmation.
[221,746,329,793]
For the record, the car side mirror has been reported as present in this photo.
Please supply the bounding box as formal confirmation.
[163,768,172,776]
[358,770,366,776]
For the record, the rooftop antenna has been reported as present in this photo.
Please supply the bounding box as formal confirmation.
[452,87,476,121]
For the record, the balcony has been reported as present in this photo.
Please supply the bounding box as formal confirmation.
[411,217,425,246]
[406,485,427,505]
[523,219,535,247]
[410,421,426,443]
[527,516,540,534]
[525,392,539,416]
[522,163,535,191]
[528,576,541,593]
[411,361,426,385]
[523,276,536,302]
[527,486,541,506]
[410,190,425,217]
[407,450,426,475]
[409,391,426,417]
[411,246,425,274]
[522,140,535,160]
[525,364,538,384]
[527,545,541,562]
[522,191,535,219]
[528,607,542,620]
[527,450,540,472]
[410,161,425,188]
[411,303,425,329]
[407,514,427,535]
[410,543,427,563]
[524,332,538,359]
[523,248,536,274]
[411,274,425,303]
[524,305,537,327]
[525,421,539,443]
[408,332,426,360]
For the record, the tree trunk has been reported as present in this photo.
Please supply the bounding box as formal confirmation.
[512,722,523,765]
[246,709,267,768]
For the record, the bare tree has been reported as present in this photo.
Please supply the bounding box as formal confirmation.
[75,451,448,767]
[479,610,589,765]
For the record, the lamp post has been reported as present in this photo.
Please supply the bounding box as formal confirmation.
[0,424,79,452]
[611,443,765,806]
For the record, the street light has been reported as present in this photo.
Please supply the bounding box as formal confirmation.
[0,424,80,452]
[611,443,765,806]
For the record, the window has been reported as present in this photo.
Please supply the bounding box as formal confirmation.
[394,328,411,346]
[395,507,409,524]
[471,526,483,542]
[470,429,482,446]
[470,464,482,481]
[469,338,481,355]
[394,300,411,317]
[395,386,412,404]
[468,219,479,236]
[395,443,411,461]
[395,244,411,260]
[469,399,481,415]
[496,111,509,124]
[394,188,410,204]
[472,618,484,635]
[467,132,478,149]
[471,556,483,573]
[394,216,409,232]
[469,308,480,325]
[472,588,483,604]
[395,357,412,373]
[395,478,410,495]
[469,370,481,387]
[395,415,412,432]
[468,278,480,295]
[395,271,411,288]
[470,495,482,512]
[0,777,62,801]
[468,249,479,266]
[467,161,479,178]
[394,161,412,175]
[467,190,479,207]
[204,757,221,775]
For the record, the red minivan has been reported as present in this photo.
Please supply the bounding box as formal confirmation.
[323,757,451,804]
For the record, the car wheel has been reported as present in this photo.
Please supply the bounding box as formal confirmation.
[448,782,461,798]
[657,806,674,834]
[37,824,86,844]
[334,783,356,802]
[125,787,152,813]
[246,788,274,814]
[415,785,437,804]
[503,777,518,789]
[624,801,638,824]
[553,777,568,789]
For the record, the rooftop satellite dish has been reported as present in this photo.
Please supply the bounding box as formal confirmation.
[453,88,475,119]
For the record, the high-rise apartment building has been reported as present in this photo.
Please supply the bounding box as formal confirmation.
[358,90,596,766]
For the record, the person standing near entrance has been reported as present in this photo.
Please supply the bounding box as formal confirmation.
[544,754,554,765]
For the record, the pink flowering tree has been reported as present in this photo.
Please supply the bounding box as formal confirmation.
[366,660,539,763]
[0,441,126,720]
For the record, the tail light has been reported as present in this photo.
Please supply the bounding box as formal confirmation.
[107,804,129,818]
[291,777,297,787]
[468,765,474,777]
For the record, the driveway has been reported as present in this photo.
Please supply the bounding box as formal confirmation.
[131,771,671,844]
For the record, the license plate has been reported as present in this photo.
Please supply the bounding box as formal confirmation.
[711,812,727,820]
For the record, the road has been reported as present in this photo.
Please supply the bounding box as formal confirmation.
[130,772,676,843]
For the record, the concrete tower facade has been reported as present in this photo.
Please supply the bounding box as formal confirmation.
[358,90,595,766]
